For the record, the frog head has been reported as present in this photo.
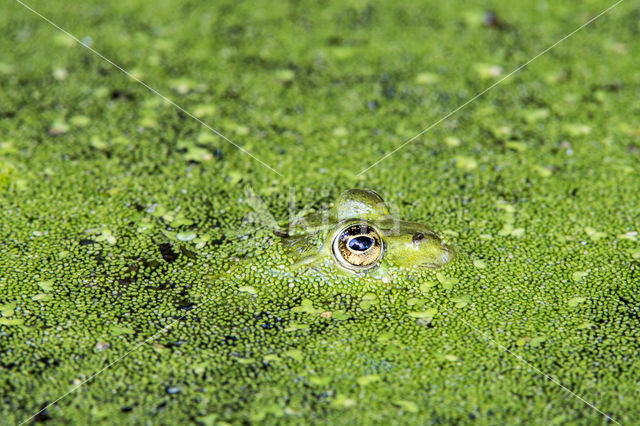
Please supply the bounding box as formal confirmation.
[283,189,456,277]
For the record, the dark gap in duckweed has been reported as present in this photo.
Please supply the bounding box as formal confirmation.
[117,277,137,288]
[158,243,179,263]
[180,246,197,259]
[108,89,134,102]
[253,311,286,332]
[32,403,52,423]
[165,340,188,348]
[483,10,507,30]
[142,258,162,271]
[176,296,196,311]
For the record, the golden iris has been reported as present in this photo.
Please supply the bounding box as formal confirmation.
[332,223,383,271]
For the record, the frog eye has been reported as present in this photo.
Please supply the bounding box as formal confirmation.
[332,223,384,271]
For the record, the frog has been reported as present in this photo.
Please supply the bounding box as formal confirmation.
[280,189,456,280]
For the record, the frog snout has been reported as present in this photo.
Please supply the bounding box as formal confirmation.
[411,231,456,266]
[438,240,456,265]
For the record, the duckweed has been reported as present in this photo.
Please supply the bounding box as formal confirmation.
[1,0,639,424]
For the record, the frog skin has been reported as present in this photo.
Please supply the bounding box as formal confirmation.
[280,189,456,280]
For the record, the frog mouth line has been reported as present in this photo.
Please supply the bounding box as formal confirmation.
[418,248,456,269]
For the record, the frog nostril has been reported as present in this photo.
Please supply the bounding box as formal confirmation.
[348,235,374,252]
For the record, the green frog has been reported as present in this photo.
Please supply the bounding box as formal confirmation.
[280,189,456,281]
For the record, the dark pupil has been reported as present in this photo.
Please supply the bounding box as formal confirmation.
[348,235,374,252]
